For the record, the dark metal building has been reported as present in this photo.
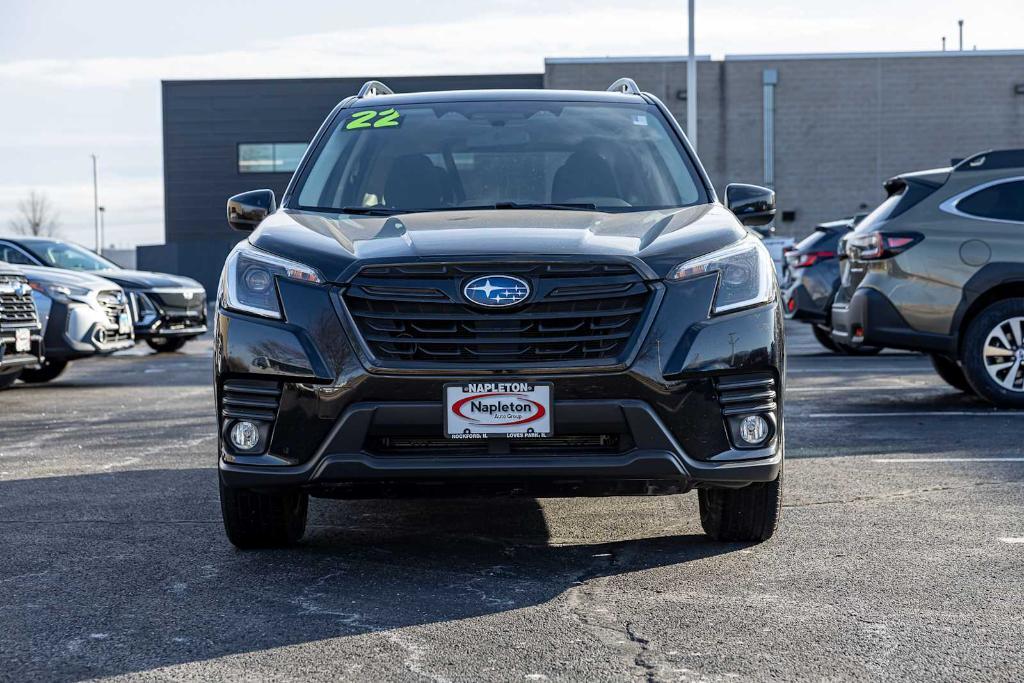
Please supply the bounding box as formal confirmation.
[153,73,543,293]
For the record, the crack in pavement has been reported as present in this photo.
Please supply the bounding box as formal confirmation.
[624,621,658,683]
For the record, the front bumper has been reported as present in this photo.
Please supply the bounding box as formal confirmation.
[220,400,782,493]
[42,301,135,361]
[131,291,208,340]
[135,323,208,340]
[0,329,44,371]
[831,286,954,354]
[215,273,785,494]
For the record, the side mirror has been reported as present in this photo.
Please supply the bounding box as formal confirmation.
[227,189,276,232]
[724,183,776,228]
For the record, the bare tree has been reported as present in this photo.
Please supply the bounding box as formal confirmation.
[9,190,61,237]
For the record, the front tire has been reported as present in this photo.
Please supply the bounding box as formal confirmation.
[146,337,188,353]
[930,354,973,394]
[960,299,1024,408]
[699,472,782,543]
[19,360,68,384]
[220,481,308,549]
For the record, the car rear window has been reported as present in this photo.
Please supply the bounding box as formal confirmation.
[293,100,707,213]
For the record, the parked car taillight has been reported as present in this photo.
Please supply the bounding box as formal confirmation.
[848,232,923,260]
[793,250,836,268]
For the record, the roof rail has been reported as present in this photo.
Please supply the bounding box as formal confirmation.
[607,78,641,95]
[357,80,394,98]
[953,149,1024,173]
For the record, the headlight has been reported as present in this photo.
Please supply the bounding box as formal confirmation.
[220,244,322,319]
[30,281,92,304]
[667,235,776,314]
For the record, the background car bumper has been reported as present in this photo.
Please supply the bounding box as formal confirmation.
[831,287,954,354]
[43,302,135,360]
[0,331,44,370]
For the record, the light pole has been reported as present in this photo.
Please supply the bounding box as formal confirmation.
[91,154,100,252]
[98,206,106,254]
[687,0,697,152]
[958,19,964,51]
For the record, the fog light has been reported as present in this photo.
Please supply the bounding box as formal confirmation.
[739,415,769,445]
[230,421,260,450]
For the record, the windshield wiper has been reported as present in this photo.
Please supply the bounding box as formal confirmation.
[493,202,598,211]
[339,206,406,216]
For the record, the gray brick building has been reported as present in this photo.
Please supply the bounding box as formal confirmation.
[546,50,1024,237]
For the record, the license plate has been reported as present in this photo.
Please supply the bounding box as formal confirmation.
[445,382,552,439]
[15,328,30,353]
[118,312,132,335]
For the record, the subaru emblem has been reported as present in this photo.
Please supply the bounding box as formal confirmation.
[463,275,531,308]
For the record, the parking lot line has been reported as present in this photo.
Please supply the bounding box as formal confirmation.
[871,458,1024,463]
[786,368,935,374]
[809,411,1023,418]
[788,385,936,393]
[999,538,1024,544]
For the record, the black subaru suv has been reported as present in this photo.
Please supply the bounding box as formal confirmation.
[216,80,785,548]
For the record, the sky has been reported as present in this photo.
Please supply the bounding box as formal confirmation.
[0,0,1021,249]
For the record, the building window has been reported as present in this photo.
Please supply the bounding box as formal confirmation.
[238,142,308,174]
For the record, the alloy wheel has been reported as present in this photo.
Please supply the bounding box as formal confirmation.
[982,316,1024,392]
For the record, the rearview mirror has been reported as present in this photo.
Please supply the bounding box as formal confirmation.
[227,189,276,232]
[724,183,776,228]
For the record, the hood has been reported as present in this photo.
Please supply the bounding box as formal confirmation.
[20,265,123,292]
[94,269,203,290]
[250,205,747,282]
[0,261,25,277]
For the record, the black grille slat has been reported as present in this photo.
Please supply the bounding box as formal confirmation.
[715,374,777,416]
[221,380,282,421]
[343,261,653,366]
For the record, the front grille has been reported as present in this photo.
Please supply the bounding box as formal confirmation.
[97,290,128,327]
[715,373,777,416]
[365,433,627,457]
[149,289,206,317]
[343,262,654,367]
[0,275,38,329]
[220,380,282,421]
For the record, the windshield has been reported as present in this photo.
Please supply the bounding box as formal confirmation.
[24,241,119,271]
[293,100,706,213]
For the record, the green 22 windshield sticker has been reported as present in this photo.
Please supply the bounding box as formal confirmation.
[345,108,402,130]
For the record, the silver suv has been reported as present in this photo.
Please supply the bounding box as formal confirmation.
[832,149,1024,407]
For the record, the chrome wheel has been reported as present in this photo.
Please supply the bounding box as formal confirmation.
[982,316,1024,392]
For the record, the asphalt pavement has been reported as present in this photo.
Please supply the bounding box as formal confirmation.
[0,322,1021,681]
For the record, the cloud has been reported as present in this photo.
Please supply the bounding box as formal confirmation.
[0,6,871,87]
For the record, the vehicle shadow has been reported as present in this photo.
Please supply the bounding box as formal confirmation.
[0,467,731,680]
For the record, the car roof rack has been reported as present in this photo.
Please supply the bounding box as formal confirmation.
[607,78,641,95]
[356,80,394,98]
[952,149,1024,173]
